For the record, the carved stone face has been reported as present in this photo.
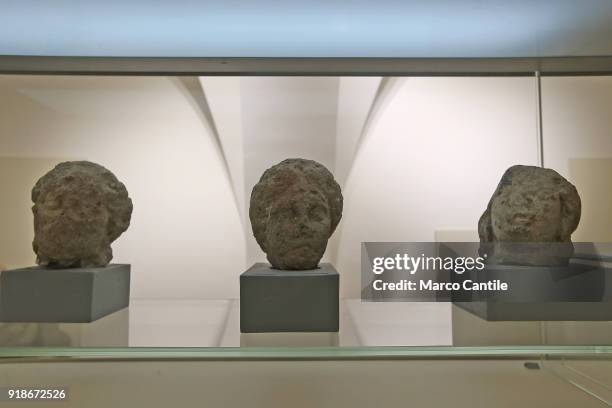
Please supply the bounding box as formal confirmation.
[250,159,343,270]
[32,161,133,268]
[479,165,581,265]
[265,188,332,270]
[491,186,564,242]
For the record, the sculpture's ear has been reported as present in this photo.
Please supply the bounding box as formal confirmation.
[478,207,494,242]
[559,189,582,238]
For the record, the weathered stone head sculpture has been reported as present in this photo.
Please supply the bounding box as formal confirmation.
[250,158,343,270]
[32,161,133,268]
[478,165,581,266]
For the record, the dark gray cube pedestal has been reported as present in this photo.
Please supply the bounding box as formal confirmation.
[452,262,612,321]
[240,263,339,333]
[0,264,130,323]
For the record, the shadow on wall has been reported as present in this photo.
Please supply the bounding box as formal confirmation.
[0,76,246,299]
[335,77,540,299]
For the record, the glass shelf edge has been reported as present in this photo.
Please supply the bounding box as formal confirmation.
[1,346,612,361]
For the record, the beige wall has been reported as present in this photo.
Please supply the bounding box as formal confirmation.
[1,75,611,301]
[569,158,612,242]
[240,77,340,266]
[0,157,73,269]
[542,77,612,242]
[336,77,540,298]
[0,76,246,299]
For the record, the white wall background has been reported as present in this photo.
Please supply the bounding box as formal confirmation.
[542,77,612,177]
[240,77,340,265]
[542,77,612,242]
[1,75,611,300]
[334,77,382,186]
[335,77,540,297]
[199,77,246,226]
[0,75,245,299]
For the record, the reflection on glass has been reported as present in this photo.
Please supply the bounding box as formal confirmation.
[0,308,128,347]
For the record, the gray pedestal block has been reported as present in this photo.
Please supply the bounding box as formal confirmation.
[240,263,339,333]
[452,262,612,321]
[0,264,130,323]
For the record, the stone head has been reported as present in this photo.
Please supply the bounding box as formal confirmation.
[32,161,133,268]
[479,165,581,265]
[250,159,343,270]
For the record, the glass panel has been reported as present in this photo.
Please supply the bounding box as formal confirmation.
[0,301,611,358]
[0,75,611,362]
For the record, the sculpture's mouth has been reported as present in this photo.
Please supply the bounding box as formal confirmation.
[274,245,322,270]
[283,245,317,257]
[283,244,323,260]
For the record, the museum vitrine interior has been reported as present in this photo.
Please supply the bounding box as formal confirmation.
[1,73,612,349]
[1,1,612,405]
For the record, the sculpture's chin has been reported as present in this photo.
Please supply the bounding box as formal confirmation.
[269,244,323,270]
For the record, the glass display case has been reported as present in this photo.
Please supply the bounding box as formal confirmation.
[1,71,612,405]
[2,2,612,406]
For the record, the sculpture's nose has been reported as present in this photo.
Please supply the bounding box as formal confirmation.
[290,205,313,234]
[295,217,310,233]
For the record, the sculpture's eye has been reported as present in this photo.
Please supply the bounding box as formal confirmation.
[272,204,295,220]
[309,204,326,222]
[43,195,62,210]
